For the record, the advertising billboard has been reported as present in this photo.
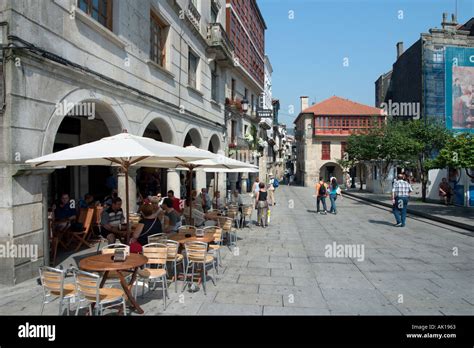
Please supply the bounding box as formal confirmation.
[445,47,474,133]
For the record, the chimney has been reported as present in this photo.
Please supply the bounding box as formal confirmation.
[451,13,457,25]
[442,12,448,29]
[300,96,309,112]
[396,42,404,59]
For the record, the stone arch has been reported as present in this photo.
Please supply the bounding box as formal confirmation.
[182,127,203,148]
[138,112,175,144]
[319,162,344,183]
[41,88,131,155]
[207,133,221,153]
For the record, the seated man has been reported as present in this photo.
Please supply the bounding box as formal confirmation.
[100,197,126,244]
[103,189,118,208]
[161,198,181,233]
[212,191,225,210]
[230,190,243,206]
[53,193,77,233]
[198,188,211,212]
[78,193,94,209]
[438,178,453,205]
[182,199,218,227]
[167,190,183,216]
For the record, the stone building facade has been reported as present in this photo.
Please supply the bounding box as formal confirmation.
[294,96,384,188]
[0,0,236,284]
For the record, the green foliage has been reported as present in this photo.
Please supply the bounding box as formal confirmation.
[431,133,474,170]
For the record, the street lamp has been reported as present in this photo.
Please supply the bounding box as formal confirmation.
[241,98,249,113]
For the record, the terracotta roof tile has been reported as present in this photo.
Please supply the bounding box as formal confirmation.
[302,96,383,116]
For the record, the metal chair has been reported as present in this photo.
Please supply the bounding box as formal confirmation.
[181,241,216,295]
[218,216,236,247]
[179,225,197,234]
[241,205,253,227]
[204,226,223,269]
[39,266,76,315]
[135,243,169,311]
[147,233,166,244]
[73,269,127,316]
[164,239,185,293]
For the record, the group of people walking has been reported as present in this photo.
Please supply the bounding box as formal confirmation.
[315,177,342,215]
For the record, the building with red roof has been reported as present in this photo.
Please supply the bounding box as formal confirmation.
[294,96,385,187]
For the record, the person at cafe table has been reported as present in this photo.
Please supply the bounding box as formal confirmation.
[100,197,126,244]
[52,193,77,233]
[183,199,218,227]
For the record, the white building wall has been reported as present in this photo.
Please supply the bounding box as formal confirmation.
[0,0,229,284]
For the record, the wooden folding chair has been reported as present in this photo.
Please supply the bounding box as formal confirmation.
[69,208,95,252]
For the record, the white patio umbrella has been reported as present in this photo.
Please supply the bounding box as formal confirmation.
[171,150,258,222]
[26,132,217,241]
[200,165,259,203]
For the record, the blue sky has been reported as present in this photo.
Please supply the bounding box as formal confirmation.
[258,0,474,127]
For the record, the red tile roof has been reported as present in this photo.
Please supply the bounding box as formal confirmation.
[302,96,383,116]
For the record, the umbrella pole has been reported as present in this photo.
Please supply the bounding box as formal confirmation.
[188,167,193,224]
[125,166,131,244]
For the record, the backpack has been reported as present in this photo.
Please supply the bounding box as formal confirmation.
[272,179,279,188]
[318,184,327,196]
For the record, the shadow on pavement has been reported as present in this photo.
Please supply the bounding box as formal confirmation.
[368,219,394,226]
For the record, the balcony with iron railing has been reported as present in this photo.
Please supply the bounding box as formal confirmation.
[207,22,235,62]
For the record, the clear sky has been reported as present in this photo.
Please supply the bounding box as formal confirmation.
[257,0,474,127]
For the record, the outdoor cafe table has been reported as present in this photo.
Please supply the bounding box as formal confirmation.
[167,231,216,245]
[79,253,148,314]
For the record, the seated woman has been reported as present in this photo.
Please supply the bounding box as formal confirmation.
[130,203,162,249]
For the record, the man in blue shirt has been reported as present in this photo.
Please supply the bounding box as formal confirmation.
[53,193,77,233]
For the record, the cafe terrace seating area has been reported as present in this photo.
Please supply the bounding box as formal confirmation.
[39,200,256,316]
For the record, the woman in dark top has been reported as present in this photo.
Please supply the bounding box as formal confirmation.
[130,203,162,246]
[255,182,269,228]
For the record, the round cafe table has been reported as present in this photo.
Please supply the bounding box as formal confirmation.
[79,253,148,314]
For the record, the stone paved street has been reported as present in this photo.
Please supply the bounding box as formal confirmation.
[0,185,473,316]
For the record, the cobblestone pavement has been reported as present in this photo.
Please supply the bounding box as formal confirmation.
[0,186,473,316]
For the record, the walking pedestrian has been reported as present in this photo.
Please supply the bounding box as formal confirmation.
[391,173,413,227]
[329,178,340,214]
[268,174,279,206]
[255,182,269,227]
[315,177,328,215]
[252,177,260,207]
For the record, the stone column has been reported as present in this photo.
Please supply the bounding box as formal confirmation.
[196,170,206,192]
[241,173,248,193]
[167,169,181,199]
[117,167,138,214]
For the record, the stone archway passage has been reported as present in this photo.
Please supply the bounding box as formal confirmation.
[50,100,124,204]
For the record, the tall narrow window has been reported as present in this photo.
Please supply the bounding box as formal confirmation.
[188,49,199,89]
[211,61,218,101]
[79,0,113,30]
[150,11,167,68]
[210,2,219,23]
[322,142,331,160]
[231,78,236,101]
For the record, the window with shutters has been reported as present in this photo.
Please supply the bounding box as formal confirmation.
[322,142,331,160]
[150,11,168,68]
